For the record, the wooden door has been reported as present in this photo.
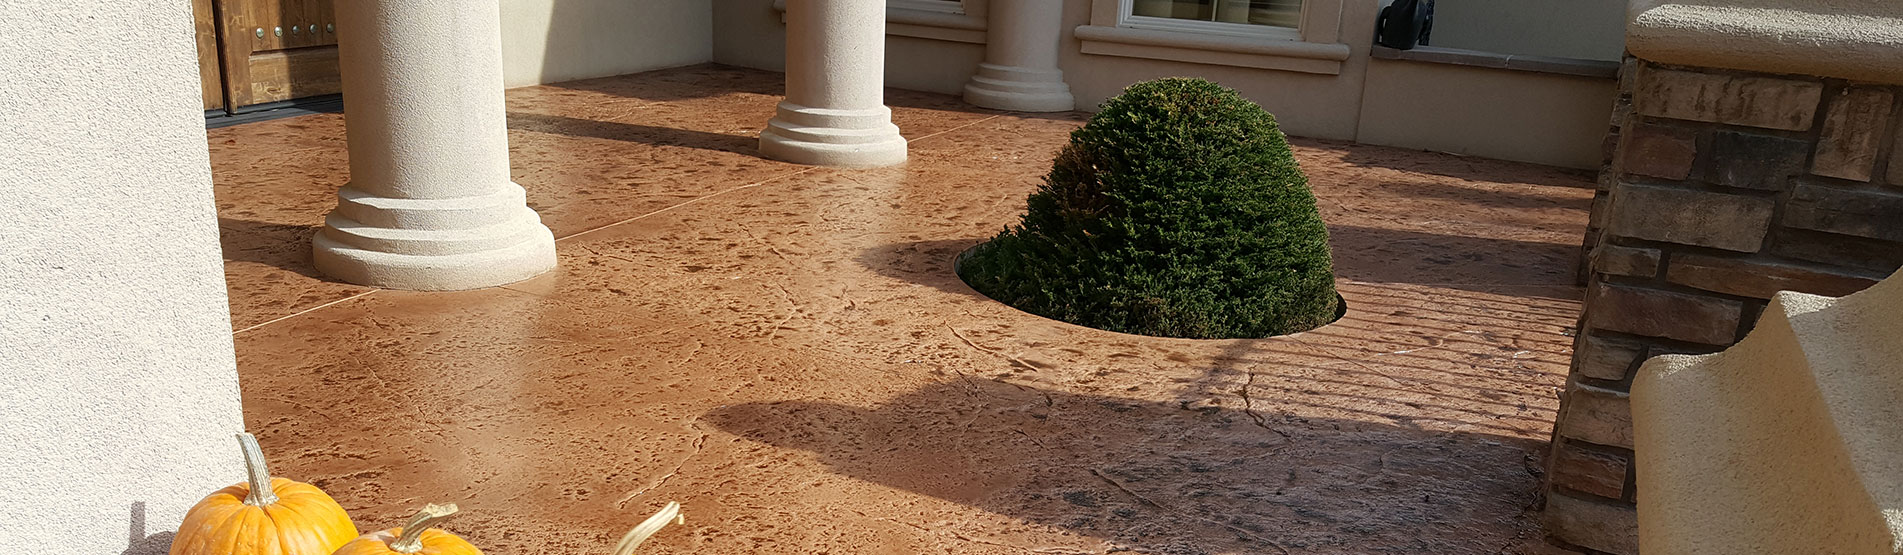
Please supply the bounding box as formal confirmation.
[193,0,225,111]
[213,0,342,111]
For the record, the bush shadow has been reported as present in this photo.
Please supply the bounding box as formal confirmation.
[855,237,992,300]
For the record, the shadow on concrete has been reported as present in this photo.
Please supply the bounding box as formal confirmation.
[122,501,175,555]
[545,63,786,102]
[858,224,1582,307]
[541,63,1050,123]
[1327,224,1582,298]
[217,218,328,280]
[508,111,758,155]
[1306,137,1597,186]
[703,378,1549,553]
[854,238,991,300]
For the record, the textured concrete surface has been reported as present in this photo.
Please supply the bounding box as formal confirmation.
[0,1,245,554]
[213,65,1593,554]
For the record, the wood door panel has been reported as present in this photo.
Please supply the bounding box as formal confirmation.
[214,0,341,109]
[193,0,224,111]
[245,47,342,105]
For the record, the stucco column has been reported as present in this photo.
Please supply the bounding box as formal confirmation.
[962,0,1075,112]
[760,0,908,167]
[315,0,556,290]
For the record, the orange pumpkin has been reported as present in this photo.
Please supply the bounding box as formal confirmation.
[332,503,480,555]
[170,433,360,555]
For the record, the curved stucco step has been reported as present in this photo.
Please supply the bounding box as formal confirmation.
[1633,271,1903,554]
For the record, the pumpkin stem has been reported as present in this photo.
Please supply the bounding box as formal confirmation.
[611,502,684,555]
[236,433,278,506]
[389,503,459,554]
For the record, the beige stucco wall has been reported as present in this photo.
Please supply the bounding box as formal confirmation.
[1429,0,1626,61]
[716,0,1376,140]
[0,1,245,554]
[500,0,712,88]
[889,36,988,96]
[1358,58,1617,168]
[712,0,985,96]
[715,0,1615,167]
[1059,1,1378,140]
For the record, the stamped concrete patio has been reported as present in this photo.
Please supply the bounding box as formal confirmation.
[215,65,1593,554]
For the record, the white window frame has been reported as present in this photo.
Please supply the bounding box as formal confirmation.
[889,0,965,15]
[1077,0,1350,74]
[1117,0,1303,41]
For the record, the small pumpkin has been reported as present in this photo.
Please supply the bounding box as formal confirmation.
[171,433,360,555]
[332,503,480,555]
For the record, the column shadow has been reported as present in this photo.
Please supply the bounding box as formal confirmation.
[217,218,327,279]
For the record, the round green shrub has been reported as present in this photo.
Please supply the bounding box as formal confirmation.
[957,77,1340,339]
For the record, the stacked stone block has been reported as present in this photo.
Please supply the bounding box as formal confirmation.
[1550,60,1903,554]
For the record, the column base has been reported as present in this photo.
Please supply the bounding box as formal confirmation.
[963,63,1076,112]
[313,184,557,291]
[759,101,908,167]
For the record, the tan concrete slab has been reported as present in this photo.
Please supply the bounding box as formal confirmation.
[216,66,1592,554]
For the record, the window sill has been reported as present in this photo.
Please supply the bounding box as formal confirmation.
[772,0,987,44]
[1073,24,1350,75]
[1370,45,1619,79]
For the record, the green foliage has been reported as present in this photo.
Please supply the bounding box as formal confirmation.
[957,77,1340,339]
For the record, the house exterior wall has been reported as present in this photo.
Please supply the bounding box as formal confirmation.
[0,1,246,553]
[1358,58,1619,168]
[500,0,713,88]
[713,0,1618,169]
[1429,0,1626,61]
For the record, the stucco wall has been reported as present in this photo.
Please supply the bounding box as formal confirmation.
[1429,0,1626,61]
[711,0,985,96]
[717,0,1377,140]
[500,0,713,87]
[713,0,1615,167]
[1358,58,1618,168]
[0,1,245,554]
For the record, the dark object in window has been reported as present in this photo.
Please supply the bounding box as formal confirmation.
[1376,0,1434,49]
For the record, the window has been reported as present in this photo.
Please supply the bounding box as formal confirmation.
[889,0,964,15]
[1129,0,1303,29]
[1078,0,1348,74]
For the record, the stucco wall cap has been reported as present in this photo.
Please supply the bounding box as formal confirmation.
[1627,0,1903,85]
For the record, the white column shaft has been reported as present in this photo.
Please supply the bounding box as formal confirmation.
[335,0,512,200]
[784,0,887,111]
[986,1,1061,71]
[760,0,908,167]
[964,0,1075,112]
[316,0,556,291]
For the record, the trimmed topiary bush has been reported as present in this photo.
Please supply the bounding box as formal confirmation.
[957,77,1339,339]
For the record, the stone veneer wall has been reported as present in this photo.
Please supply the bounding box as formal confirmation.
[1551,59,1903,554]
